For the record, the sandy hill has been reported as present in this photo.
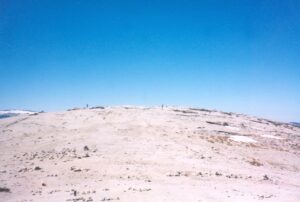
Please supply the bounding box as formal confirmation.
[0,106,299,202]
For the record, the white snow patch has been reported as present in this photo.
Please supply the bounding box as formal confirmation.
[229,135,257,143]
[0,110,35,114]
[225,126,240,131]
[261,134,283,140]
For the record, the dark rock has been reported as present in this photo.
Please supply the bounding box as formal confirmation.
[0,187,10,192]
[215,172,222,176]
[90,106,105,109]
[263,175,270,180]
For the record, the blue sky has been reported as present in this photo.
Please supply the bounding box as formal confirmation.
[0,0,299,122]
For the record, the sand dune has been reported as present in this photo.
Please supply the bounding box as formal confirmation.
[0,106,299,202]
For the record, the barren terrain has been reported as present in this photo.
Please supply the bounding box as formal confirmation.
[0,106,299,202]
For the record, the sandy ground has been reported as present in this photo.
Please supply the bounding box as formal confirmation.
[0,106,299,202]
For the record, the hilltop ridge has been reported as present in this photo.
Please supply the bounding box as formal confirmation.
[0,106,299,201]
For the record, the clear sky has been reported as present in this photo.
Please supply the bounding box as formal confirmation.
[0,0,299,122]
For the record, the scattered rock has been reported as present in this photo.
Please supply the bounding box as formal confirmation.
[248,158,263,166]
[189,108,212,112]
[206,121,221,125]
[19,168,29,172]
[226,174,238,179]
[263,175,270,180]
[258,194,273,199]
[72,189,77,196]
[174,171,182,176]
[215,172,222,176]
[101,197,120,201]
[173,109,198,114]
[90,106,105,109]
[71,167,82,172]
[0,187,10,192]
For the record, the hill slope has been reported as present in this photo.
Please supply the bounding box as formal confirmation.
[0,106,299,202]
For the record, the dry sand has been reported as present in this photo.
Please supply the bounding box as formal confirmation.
[0,106,299,202]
